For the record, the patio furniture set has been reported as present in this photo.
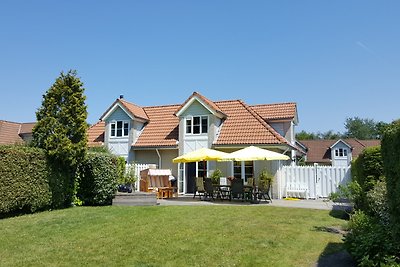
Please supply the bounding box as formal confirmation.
[193,177,272,203]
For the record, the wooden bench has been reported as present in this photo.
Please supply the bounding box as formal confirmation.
[140,169,177,199]
[285,183,308,199]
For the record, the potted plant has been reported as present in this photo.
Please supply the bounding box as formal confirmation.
[210,169,223,185]
[124,164,138,192]
[258,169,274,187]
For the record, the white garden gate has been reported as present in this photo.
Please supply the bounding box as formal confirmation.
[278,164,351,199]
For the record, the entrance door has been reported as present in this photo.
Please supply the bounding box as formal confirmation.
[186,162,196,193]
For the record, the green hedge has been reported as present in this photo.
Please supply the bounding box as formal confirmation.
[0,145,52,214]
[382,120,400,240]
[351,146,383,211]
[77,153,118,206]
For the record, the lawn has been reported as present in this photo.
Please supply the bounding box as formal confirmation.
[0,205,346,267]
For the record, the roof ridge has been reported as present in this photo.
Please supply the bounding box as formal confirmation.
[143,103,182,108]
[238,100,288,145]
[0,119,22,124]
[251,102,296,107]
[352,138,366,147]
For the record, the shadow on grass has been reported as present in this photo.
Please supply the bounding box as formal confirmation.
[315,242,355,267]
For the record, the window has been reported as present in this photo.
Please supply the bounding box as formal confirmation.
[186,118,192,134]
[233,161,254,182]
[198,161,207,178]
[185,116,208,134]
[335,148,347,157]
[110,121,129,137]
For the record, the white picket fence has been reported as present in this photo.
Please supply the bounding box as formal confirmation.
[278,165,351,199]
[126,163,155,190]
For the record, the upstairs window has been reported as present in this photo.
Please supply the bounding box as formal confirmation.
[334,148,348,157]
[110,121,129,137]
[185,116,208,134]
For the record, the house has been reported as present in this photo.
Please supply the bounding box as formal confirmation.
[88,92,300,194]
[0,120,35,145]
[300,139,381,166]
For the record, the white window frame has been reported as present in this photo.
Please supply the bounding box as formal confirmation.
[233,161,254,182]
[110,120,130,138]
[334,148,347,158]
[185,115,209,135]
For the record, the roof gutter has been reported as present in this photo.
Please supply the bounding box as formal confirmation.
[156,148,161,168]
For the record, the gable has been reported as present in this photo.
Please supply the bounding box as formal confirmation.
[180,100,212,117]
[106,106,132,122]
[330,139,351,149]
[175,92,226,118]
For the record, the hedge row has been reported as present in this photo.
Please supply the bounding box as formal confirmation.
[382,120,400,240]
[351,146,384,211]
[0,146,52,214]
[77,152,118,206]
[0,145,119,216]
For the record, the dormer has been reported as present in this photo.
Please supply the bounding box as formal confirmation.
[174,92,227,151]
[330,139,352,166]
[251,102,298,144]
[100,96,149,159]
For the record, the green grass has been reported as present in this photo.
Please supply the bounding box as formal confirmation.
[0,206,346,267]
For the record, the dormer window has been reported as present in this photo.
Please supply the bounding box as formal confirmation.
[185,116,208,134]
[110,121,129,137]
[335,148,347,157]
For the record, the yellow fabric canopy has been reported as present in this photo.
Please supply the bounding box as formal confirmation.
[172,148,229,163]
[220,146,290,161]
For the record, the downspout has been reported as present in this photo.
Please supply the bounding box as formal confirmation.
[156,149,161,168]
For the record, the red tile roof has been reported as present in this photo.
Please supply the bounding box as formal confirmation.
[214,100,288,145]
[119,98,149,121]
[134,104,180,148]
[87,121,105,147]
[88,94,297,148]
[251,102,297,120]
[0,120,35,145]
[300,139,381,164]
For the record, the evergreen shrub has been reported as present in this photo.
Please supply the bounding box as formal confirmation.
[77,152,118,206]
[381,120,400,240]
[0,145,51,214]
[351,146,384,211]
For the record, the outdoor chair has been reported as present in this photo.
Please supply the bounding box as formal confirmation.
[230,178,245,201]
[257,179,272,203]
[193,177,205,199]
[244,177,255,201]
[203,178,215,201]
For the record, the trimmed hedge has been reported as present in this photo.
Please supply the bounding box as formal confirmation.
[0,145,52,214]
[382,120,400,240]
[351,146,383,211]
[77,153,118,206]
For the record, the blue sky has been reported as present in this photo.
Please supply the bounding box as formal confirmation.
[1,1,399,133]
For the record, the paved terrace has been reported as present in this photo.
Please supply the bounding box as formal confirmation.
[157,196,352,211]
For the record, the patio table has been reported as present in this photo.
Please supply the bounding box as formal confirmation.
[213,184,231,200]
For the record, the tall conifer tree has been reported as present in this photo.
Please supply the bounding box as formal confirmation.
[32,70,88,205]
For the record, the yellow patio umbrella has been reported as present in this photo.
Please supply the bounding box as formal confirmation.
[173,148,229,163]
[220,146,290,161]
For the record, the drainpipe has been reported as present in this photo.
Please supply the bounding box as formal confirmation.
[156,149,161,168]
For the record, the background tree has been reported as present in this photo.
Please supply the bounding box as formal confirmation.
[297,117,387,140]
[32,70,88,206]
[296,130,318,140]
[343,117,384,139]
[296,130,342,140]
